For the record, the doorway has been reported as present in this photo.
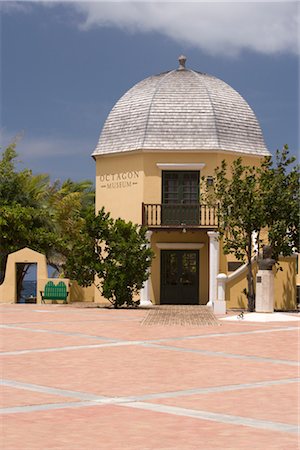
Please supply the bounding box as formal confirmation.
[161,250,199,304]
[16,263,37,303]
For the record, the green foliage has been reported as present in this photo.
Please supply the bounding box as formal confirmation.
[0,142,95,299]
[47,178,95,272]
[259,145,299,260]
[202,145,299,311]
[0,144,58,284]
[0,141,153,308]
[213,158,265,261]
[64,208,154,308]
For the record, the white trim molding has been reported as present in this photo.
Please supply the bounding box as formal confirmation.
[207,231,220,308]
[156,243,204,250]
[156,163,206,171]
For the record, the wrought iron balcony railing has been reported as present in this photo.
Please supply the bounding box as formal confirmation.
[142,203,218,228]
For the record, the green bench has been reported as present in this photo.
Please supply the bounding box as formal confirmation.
[40,281,68,304]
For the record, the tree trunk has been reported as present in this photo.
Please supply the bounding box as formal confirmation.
[246,235,255,312]
[246,263,255,312]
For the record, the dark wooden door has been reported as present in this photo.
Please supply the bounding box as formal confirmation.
[162,171,200,225]
[161,250,199,304]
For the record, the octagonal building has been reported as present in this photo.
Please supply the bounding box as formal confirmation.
[92,56,294,310]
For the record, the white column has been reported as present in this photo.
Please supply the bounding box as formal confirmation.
[140,231,153,307]
[207,231,220,307]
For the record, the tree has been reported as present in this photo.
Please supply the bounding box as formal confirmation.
[0,143,58,290]
[202,146,299,311]
[259,146,299,260]
[0,143,95,300]
[46,178,95,274]
[64,208,154,308]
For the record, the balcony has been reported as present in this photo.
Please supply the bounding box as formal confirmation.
[142,203,218,229]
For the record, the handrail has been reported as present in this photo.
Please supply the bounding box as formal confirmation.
[216,256,257,303]
[227,256,257,282]
[142,203,218,228]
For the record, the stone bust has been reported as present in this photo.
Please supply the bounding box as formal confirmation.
[258,245,276,270]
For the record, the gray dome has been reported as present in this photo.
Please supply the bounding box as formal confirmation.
[93,61,269,157]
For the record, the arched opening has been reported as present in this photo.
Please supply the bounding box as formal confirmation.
[16,263,37,303]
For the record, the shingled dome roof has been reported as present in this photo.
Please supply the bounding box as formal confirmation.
[93,56,269,157]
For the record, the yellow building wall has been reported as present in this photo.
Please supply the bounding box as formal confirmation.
[95,152,144,223]
[142,151,265,205]
[95,150,265,221]
[94,150,295,310]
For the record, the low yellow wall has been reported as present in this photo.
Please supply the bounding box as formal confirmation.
[39,279,95,304]
[226,256,297,310]
[273,257,297,310]
[69,282,95,303]
[38,278,70,304]
[226,263,258,310]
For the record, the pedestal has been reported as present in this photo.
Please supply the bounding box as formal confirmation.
[214,273,227,315]
[255,270,274,313]
[213,300,226,315]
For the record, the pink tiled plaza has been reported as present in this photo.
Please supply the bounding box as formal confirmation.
[1,304,299,449]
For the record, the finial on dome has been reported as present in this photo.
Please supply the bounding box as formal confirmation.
[178,55,187,70]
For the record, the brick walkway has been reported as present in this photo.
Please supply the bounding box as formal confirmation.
[0,303,299,449]
[142,305,220,326]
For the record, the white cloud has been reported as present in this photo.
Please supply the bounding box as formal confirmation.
[70,1,299,56]
[3,1,299,56]
[0,1,33,14]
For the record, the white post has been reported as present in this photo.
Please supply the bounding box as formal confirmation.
[140,231,153,307]
[207,231,219,307]
[214,273,227,315]
[255,270,275,313]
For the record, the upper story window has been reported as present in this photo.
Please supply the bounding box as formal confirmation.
[162,171,200,225]
[162,171,199,205]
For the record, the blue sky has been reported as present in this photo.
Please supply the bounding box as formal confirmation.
[1,1,299,182]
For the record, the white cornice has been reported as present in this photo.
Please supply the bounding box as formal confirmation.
[92,149,269,159]
[156,163,206,171]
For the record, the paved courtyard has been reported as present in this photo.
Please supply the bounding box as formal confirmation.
[1,303,299,449]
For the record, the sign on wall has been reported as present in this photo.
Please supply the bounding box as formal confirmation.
[99,171,140,189]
